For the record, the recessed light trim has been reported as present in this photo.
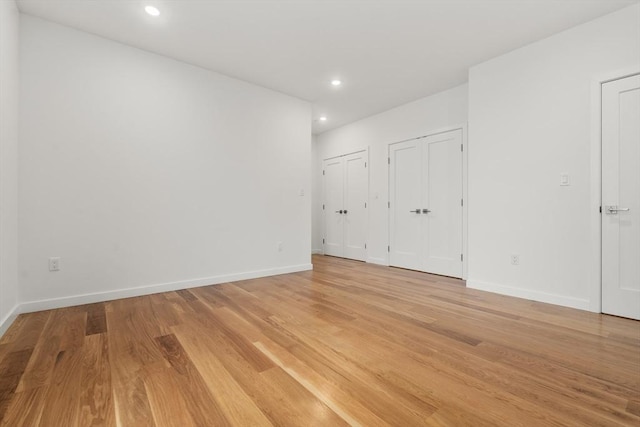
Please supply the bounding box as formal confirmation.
[319,116,328,122]
[145,5,160,16]
[331,79,342,86]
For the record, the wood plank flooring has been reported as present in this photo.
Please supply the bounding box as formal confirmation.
[1,255,639,426]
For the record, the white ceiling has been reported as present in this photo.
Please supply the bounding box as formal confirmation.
[16,0,638,134]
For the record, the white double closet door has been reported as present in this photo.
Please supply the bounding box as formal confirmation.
[323,150,368,261]
[389,129,463,278]
[601,74,640,320]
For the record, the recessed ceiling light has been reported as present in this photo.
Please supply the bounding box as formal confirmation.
[331,80,342,86]
[145,5,160,17]
[319,116,328,122]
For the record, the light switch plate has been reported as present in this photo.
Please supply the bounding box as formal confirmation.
[560,173,570,186]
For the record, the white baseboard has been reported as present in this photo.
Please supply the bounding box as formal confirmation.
[466,279,590,311]
[366,257,388,266]
[311,249,323,255]
[0,304,20,338]
[17,263,313,315]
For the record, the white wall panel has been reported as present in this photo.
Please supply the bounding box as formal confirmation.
[467,4,640,310]
[0,0,20,335]
[18,16,312,306]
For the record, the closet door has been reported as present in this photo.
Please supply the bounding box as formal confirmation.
[323,150,368,260]
[389,130,463,278]
[389,140,424,271]
[423,130,463,277]
[323,157,344,257]
[343,151,368,261]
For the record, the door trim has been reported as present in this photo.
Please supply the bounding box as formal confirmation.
[589,67,640,313]
[323,149,369,162]
[387,124,468,280]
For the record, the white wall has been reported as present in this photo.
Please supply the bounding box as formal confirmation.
[0,0,20,335]
[18,16,311,311]
[468,4,640,310]
[314,85,468,266]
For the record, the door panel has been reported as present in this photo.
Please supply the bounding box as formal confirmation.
[424,130,463,277]
[344,152,368,261]
[323,158,344,257]
[602,74,640,320]
[389,141,423,270]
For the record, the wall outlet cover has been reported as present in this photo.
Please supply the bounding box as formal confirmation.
[49,257,61,271]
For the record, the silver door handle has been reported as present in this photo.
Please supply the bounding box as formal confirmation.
[409,209,421,213]
[606,206,630,214]
[422,209,431,214]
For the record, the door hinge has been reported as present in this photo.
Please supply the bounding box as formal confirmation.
[388,245,390,252]
[461,144,464,152]
[599,206,602,213]
[323,204,325,210]
[388,157,390,165]
[323,238,325,244]
[364,202,367,208]
[365,162,367,168]
[323,170,325,175]
[388,201,391,208]
[365,243,367,249]
[461,253,463,262]
[461,199,464,207]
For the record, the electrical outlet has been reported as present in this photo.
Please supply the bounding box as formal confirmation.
[510,255,519,265]
[49,257,61,271]
[277,241,283,252]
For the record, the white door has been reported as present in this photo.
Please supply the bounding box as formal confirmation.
[602,74,640,320]
[423,131,463,277]
[389,129,463,277]
[322,150,368,261]
[343,152,368,261]
[389,140,423,270]
[323,157,344,257]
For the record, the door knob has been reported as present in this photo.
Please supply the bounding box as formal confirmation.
[606,206,630,214]
[409,209,421,213]
[422,209,431,214]
[344,210,348,214]
[335,210,343,214]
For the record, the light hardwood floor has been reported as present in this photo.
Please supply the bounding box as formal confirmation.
[0,255,639,426]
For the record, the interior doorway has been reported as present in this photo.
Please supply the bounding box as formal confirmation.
[601,73,640,320]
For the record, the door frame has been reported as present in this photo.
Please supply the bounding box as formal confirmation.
[387,124,468,279]
[321,148,370,258]
[589,67,640,313]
